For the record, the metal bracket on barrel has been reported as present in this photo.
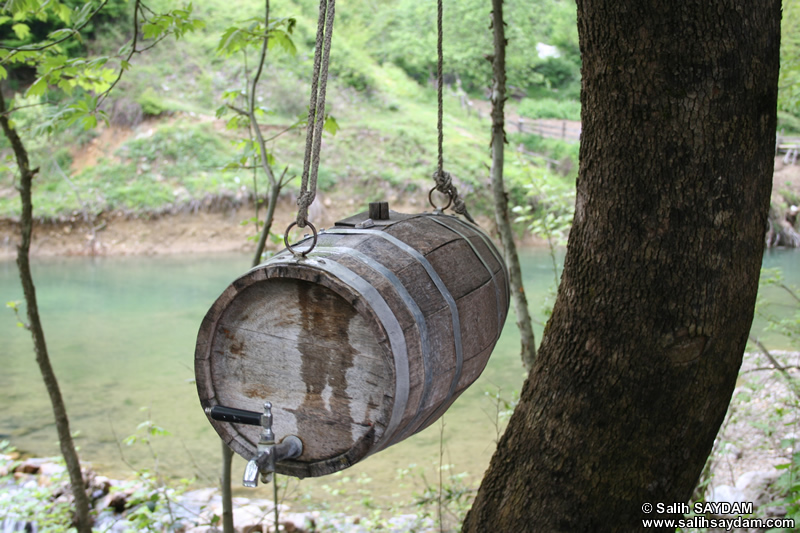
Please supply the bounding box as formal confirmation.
[205,402,303,487]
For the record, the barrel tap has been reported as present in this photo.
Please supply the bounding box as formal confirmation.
[204,402,303,487]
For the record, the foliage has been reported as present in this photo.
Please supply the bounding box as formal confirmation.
[362,0,579,96]
[0,453,75,532]
[0,0,203,131]
[758,269,800,347]
[510,159,574,315]
[777,111,800,135]
[510,131,580,169]
[770,439,800,532]
[0,0,130,78]
[779,0,800,117]
[518,97,581,121]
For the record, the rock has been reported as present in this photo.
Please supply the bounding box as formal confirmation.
[281,512,313,531]
[108,490,133,513]
[38,461,66,478]
[90,475,112,500]
[707,484,746,505]
[720,442,742,459]
[182,487,219,506]
[14,461,41,475]
[21,477,38,490]
[233,503,269,530]
[736,470,780,507]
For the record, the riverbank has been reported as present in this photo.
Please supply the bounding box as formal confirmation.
[2,349,798,533]
[0,196,508,260]
[0,449,438,532]
[1,156,798,260]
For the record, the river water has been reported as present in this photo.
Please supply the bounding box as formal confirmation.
[0,247,798,505]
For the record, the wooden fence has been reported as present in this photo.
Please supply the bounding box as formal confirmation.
[513,118,582,144]
[776,132,800,165]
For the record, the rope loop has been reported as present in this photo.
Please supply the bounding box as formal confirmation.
[430,169,476,223]
[284,220,318,257]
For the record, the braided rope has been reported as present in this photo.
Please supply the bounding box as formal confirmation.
[431,0,474,224]
[296,0,336,228]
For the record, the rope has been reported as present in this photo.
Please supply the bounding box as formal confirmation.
[296,0,336,228]
[437,0,444,178]
[431,0,475,224]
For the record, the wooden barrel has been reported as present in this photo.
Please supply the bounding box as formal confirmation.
[195,210,509,478]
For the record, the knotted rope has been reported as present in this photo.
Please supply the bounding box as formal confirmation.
[296,0,336,228]
[431,0,475,224]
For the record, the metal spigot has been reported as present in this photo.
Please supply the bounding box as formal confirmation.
[205,402,303,488]
[242,402,303,488]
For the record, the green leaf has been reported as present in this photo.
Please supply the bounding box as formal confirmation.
[26,76,48,97]
[72,1,94,28]
[0,65,6,80]
[47,28,74,41]
[268,29,296,55]
[142,22,162,40]
[11,23,30,40]
[5,0,34,16]
[323,115,340,136]
[217,26,248,56]
[56,3,72,24]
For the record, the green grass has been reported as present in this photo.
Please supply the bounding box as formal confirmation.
[0,0,577,222]
[778,111,800,135]
[518,97,581,121]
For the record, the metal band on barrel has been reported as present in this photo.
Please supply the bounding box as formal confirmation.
[268,254,410,454]
[312,245,434,444]
[324,228,464,434]
[444,216,510,305]
[425,216,503,332]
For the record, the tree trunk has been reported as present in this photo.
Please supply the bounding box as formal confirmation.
[218,177,283,533]
[490,0,536,370]
[0,91,93,532]
[464,2,780,531]
[220,442,235,533]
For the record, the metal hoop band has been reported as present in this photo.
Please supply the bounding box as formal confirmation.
[428,187,453,211]
[283,220,318,257]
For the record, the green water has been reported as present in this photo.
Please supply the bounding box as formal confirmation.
[0,248,798,505]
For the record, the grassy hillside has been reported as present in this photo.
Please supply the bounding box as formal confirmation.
[3,0,799,233]
[0,0,582,226]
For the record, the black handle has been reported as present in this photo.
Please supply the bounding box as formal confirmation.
[206,405,262,426]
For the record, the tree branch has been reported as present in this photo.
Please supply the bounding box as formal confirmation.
[748,336,800,401]
[0,0,110,55]
[0,87,92,533]
[247,0,276,189]
[95,0,140,109]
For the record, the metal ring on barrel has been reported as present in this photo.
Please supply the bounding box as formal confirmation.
[428,187,453,212]
[284,220,318,257]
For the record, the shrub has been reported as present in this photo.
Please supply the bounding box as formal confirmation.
[518,98,581,121]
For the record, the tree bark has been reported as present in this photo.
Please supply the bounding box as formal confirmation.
[0,91,93,532]
[464,2,780,532]
[490,0,536,370]
[220,442,235,533]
